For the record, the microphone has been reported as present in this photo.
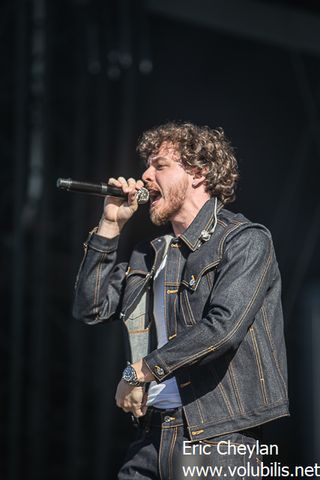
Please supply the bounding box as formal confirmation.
[56,178,149,204]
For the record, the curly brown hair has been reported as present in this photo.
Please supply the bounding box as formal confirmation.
[137,121,239,204]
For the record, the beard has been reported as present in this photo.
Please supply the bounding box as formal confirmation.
[149,177,189,226]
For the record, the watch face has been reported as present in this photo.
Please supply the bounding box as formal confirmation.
[123,365,134,382]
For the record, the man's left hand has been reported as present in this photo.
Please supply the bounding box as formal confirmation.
[115,359,155,417]
[115,380,147,417]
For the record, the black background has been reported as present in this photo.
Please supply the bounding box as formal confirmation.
[2,0,320,478]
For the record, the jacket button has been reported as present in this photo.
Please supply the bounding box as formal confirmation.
[189,276,196,287]
[200,230,210,241]
[154,365,164,376]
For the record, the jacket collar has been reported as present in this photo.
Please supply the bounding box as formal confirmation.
[179,197,224,251]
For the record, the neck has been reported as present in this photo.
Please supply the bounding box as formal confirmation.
[170,195,210,236]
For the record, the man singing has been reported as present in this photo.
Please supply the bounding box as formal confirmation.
[73,122,289,479]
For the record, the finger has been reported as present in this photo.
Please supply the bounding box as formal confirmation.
[132,407,144,418]
[125,177,136,196]
[135,179,145,190]
[127,189,138,206]
[108,177,122,187]
[126,179,139,207]
[126,178,136,197]
[127,177,136,188]
[117,176,128,190]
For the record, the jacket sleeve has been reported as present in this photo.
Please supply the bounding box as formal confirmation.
[143,226,276,382]
[72,232,127,325]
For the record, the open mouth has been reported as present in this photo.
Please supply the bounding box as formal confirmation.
[148,189,162,207]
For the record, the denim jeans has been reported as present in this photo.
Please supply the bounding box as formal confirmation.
[118,407,263,480]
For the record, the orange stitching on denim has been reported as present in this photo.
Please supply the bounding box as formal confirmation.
[126,268,148,277]
[124,278,145,309]
[187,408,289,433]
[217,219,227,227]
[218,222,247,258]
[179,203,216,251]
[180,260,220,290]
[180,381,191,388]
[173,296,178,337]
[261,304,287,393]
[158,425,164,480]
[166,246,272,371]
[162,422,184,428]
[180,291,195,326]
[168,427,177,480]
[211,366,234,417]
[193,384,205,423]
[127,328,149,334]
[250,326,268,404]
[184,291,197,325]
[123,274,151,318]
[74,243,89,290]
[228,361,244,414]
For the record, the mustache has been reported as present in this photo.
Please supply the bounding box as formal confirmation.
[145,182,161,193]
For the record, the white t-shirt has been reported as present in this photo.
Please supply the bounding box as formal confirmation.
[146,240,182,409]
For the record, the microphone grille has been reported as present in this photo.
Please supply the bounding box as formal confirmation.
[137,187,149,204]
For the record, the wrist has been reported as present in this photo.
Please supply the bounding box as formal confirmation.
[122,362,146,387]
[97,218,124,238]
[131,359,155,383]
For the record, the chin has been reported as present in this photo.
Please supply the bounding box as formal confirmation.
[150,206,171,226]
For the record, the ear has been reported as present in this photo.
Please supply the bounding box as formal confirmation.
[191,167,206,187]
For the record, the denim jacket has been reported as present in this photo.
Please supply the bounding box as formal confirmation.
[73,197,289,441]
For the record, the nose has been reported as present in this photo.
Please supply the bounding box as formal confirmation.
[142,164,155,183]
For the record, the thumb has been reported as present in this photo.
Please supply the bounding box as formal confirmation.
[133,406,145,418]
[127,189,139,210]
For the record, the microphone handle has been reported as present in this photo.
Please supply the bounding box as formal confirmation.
[57,178,121,197]
[56,178,149,204]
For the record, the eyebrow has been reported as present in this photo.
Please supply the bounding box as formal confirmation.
[147,156,168,166]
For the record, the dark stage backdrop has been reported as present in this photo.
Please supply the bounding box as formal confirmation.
[2,0,320,478]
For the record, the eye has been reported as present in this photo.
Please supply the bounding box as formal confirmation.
[156,163,166,170]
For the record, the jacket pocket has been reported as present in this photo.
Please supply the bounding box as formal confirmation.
[249,325,268,405]
[180,289,197,326]
[181,260,220,292]
[179,263,219,327]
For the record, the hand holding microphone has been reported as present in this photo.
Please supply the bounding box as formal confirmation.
[99,177,146,238]
[56,177,149,203]
[57,176,148,238]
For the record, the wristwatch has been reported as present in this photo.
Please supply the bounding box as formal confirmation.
[122,362,145,387]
